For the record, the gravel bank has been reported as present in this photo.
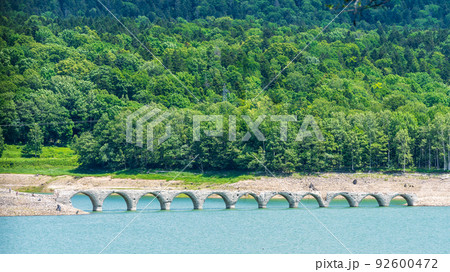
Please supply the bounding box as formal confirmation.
[0,189,87,217]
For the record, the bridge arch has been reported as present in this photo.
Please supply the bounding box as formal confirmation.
[236,192,262,208]
[327,193,357,207]
[101,191,134,211]
[170,191,201,210]
[136,192,165,210]
[201,192,232,209]
[389,194,414,206]
[358,194,386,207]
[70,191,99,211]
[267,193,295,208]
[299,193,325,207]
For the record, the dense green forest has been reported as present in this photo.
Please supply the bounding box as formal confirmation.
[1,0,449,29]
[0,0,449,173]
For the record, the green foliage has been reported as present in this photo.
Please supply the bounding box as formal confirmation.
[0,1,449,173]
[0,145,77,170]
[22,124,44,157]
[1,1,448,29]
[394,128,413,172]
[0,127,4,157]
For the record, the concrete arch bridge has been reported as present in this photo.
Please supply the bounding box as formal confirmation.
[55,190,418,211]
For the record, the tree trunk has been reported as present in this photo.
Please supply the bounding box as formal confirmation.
[420,148,423,169]
[448,135,450,171]
[351,146,354,171]
[436,149,439,170]
[403,151,406,172]
[428,142,431,170]
[387,141,390,168]
[443,141,447,171]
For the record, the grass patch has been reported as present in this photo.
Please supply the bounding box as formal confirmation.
[0,145,78,169]
[18,185,46,193]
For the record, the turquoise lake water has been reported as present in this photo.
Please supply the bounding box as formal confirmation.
[0,194,449,254]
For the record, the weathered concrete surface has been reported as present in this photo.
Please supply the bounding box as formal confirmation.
[55,190,417,211]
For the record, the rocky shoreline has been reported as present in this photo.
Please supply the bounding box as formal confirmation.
[0,189,87,217]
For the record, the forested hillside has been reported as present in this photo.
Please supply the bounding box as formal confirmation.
[1,0,449,29]
[0,0,449,172]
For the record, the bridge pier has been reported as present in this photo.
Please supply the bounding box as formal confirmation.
[224,192,240,209]
[278,192,299,208]
[258,192,275,209]
[160,201,171,210]
[191,191,208,210]
[126,191,144,211]
[153,191,174,210]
